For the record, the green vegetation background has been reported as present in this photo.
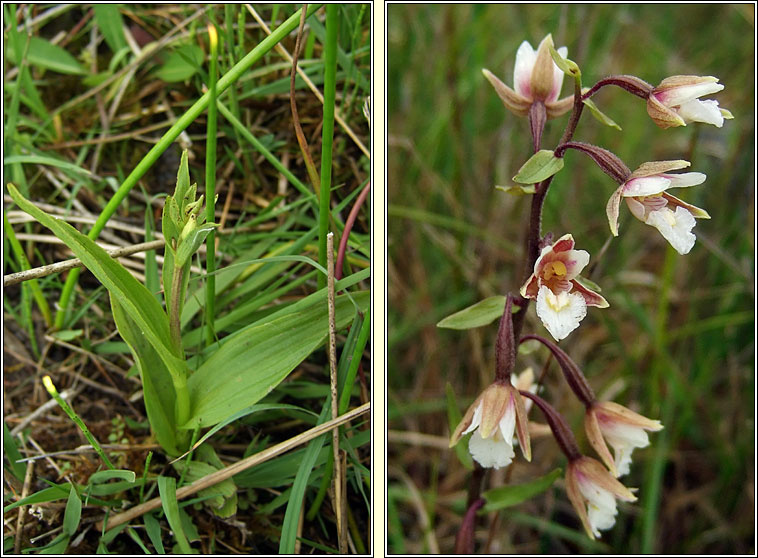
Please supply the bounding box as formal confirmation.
[387,4,754,554]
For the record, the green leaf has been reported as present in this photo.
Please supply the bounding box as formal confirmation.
[62,485,82,536]
[3,423,26,481]
[7,184,184,409]
[50,329,83,342]
[445,384,473,470]
[175,404,316,462]
[548,43,580,78]
[280,403,330,554]
[157,476,194,554]
[37,533,70,554]
[173,445,237,518]
[111,294,180,456]
[437,295,514,330]
[3,155,92,176]
[89,469,137,484]
[175,223,216,267]
[495,184,536,196]
[512,150,565,184]
[143,512,166,554]
[6,36,86,75]
[482,468,562,512]
[184,290,369,429]
[93,5,127,53]
[4,483,72,513]
[154,44,204,83]
[583,98,622,130]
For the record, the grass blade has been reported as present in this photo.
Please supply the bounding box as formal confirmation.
[317,4,339,290]
[157,476,193,554]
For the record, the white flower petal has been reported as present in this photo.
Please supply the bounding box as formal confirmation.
[622,176,671,197]
[601,422,652,476]
[462,402,483,435]
[645,206,697,255]
[468,429,515,469]
[578,478,619,537]
[513,40,537,98]
[662,172,706,189]
[535,286,587,341]
[677,98,724,127]
[564,249,590,278]
[625,197,648,222]
[658,80,724,107]
[497,396,517,444]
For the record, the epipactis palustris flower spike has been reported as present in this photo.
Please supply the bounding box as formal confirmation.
[585,401,663,477]
[566,456,637,540]
[647,75,732,129]
[606,160,710,255]
[483,34,573,119]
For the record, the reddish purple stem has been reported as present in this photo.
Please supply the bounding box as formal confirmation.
[335,182,370,280]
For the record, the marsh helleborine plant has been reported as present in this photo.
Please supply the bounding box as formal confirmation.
[447,33,730,548]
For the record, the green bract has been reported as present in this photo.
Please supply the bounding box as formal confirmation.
[512,149,565,184]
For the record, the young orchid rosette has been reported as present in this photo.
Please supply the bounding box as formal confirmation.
[566,456,638,540]
[482,34,573,119]
[585,401,664,477]
[449,379,531,470]
[647,75,733,129]
[606,160,710,255]
[520,234,608,341]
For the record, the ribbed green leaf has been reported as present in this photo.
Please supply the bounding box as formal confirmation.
[482,468,562,512]
[111,294,180,456]
[437,295,511,330]
[7,184,181,375]
[184,290,369,429]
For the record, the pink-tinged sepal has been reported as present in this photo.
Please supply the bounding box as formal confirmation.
[585,401,663,477]
[571,279,609,308]
[647,75,729,129]
[484,34,573,120]
[607,160,710,254]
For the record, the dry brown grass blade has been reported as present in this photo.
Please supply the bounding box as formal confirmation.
[97,402,370,531]
[288,3,322,195]
[246,4,370,160]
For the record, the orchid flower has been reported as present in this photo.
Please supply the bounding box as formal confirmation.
[585,401,664,477]
[647,75,733,129]
[482,34,573,119]
[449,380,531,469]
[520,234,608,341]
[607,160,710,255]
[566,456,637,539]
